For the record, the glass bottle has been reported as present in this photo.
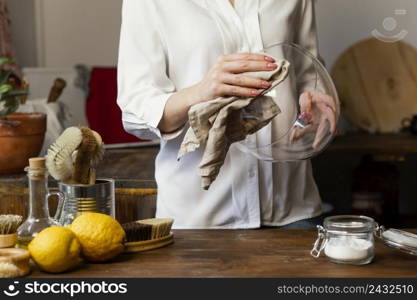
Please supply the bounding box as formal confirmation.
[16,157,64,248]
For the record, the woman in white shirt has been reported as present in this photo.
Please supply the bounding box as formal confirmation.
[117,0,327,229]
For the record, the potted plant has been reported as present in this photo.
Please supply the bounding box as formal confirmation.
[0,58,47,174]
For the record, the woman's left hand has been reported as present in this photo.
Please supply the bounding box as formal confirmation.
[290,91,338,149]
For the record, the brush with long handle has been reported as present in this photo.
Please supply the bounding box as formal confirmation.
[46,126,104,185]
[46,127,83,182]
[72,127,99,184]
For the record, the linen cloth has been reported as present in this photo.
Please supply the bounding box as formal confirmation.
[117,0,322,228]
[178,59,290,189]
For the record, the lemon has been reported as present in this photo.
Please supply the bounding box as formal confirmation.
[28,226,81,273]
[69,213,125,262]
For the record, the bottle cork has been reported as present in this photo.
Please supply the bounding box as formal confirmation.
[28,157,46,180]
[29,157,46,169]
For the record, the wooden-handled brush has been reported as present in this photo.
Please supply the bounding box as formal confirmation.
[46,126,104,184]
[122,218,174,253]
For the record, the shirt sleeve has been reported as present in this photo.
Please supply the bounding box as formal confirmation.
[293,0,325,92]
[295,0,321,61]
[117,0,184,140]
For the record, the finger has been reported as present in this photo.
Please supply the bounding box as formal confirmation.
[324,106,337,133]
[220,53,275,63]
[313,118,329,149]
[299,92,313,115]
[221,74,271,89]
[223,60,277,74]
[221,84,262,98]
[316,102,337,133]
[309,91,337,112]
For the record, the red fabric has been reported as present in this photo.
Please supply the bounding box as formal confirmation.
[86,67,143,144]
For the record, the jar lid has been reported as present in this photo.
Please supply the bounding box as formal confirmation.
[376,227,417,256]
[323,215,376,233]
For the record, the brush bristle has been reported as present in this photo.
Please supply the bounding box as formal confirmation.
[46,127,83,181]
[137,218,174,240]
[122,222,153,242]
[0,215,23,235]
[122,218,174,242]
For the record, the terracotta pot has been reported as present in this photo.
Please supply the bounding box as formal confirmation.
[0,113,47,174]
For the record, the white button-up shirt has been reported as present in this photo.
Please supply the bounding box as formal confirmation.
[117,0,322,229]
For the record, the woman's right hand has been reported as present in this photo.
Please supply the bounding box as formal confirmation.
[159,53,277,133]
[190,53,278,106]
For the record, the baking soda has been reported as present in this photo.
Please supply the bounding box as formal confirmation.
[324,236,373,261]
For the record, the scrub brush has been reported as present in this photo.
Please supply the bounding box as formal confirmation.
[72,127,103,184]
[46,126,104,184]
[122,218,174,253]
[46,127,83,182]
[0,215,23,248]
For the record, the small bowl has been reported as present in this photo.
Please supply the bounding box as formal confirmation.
[0,248,31,277]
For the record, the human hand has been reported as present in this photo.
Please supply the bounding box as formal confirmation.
[290,91,337,149]
[190,53,278,105]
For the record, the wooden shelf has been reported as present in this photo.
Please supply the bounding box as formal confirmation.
[326,133,417,155]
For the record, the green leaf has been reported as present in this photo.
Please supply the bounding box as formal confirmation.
[0,70,12,85]
[0,97,19,117]
[3,90,28,97]
[0,58,14,67]
[0,84,12,95]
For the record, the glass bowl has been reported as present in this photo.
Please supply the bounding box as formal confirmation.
[235,43,340,162]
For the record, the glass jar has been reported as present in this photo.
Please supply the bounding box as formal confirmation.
[311,215,377,265]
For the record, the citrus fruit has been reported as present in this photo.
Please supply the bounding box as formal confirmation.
[69,213,125,262]
[28,226,81,273]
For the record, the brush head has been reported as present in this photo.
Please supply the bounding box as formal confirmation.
[122,222,153,242]
[46,126,83,181]
[0,215,23,235]
[122,218,174,242]
[91,130,104,166]
[46,126,105,184]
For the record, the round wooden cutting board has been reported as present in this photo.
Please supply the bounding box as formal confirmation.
[331,38,417,133]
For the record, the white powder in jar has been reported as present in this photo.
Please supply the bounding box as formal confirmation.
[324,236,373,261]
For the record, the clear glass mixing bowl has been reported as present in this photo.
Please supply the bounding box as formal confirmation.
[235,43,340,162]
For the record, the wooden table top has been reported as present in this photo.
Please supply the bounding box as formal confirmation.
[30,229,417,278]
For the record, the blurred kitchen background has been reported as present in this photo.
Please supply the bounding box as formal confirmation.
[1,0,417,227]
